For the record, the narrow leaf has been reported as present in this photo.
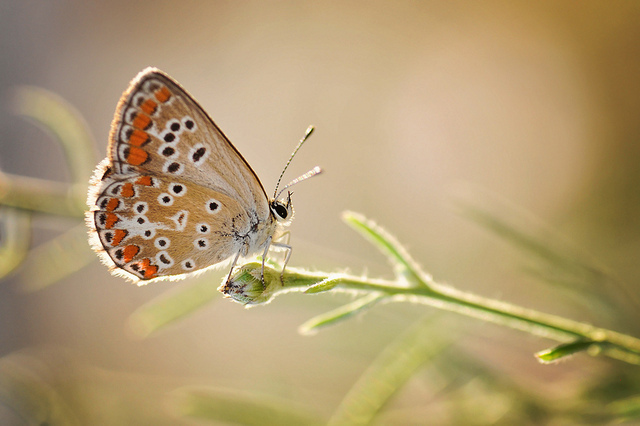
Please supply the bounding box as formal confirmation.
[128,278,219,337]
[12,86,97,187]
[459,203,638,313]
[0,207,31,279]
[19,224,94,292]
[170,386,323,426]
[535,340,596,364]
[299,293,385,335]
[608,395,640,420]
[328,317,449,425]
[304,276,341,294]
[0,172,83,217]
[0,354,81,425]
[342,211,428,288]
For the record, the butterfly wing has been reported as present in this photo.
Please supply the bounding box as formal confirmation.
[90,171,276,281]
[87,68,276,282]
[109,68,269,210]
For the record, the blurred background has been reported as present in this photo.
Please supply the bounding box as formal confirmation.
[1,1,640,424]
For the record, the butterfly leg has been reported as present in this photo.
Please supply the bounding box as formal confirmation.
[270,231,292,284]
[225,249,243,285]
[274,243,292,284]
[258,236,273,289]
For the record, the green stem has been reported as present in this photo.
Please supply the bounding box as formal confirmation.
[222,211,640,365]
[279,268,640,363]
[0,172,84,217]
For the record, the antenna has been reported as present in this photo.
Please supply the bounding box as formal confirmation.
[275,166,322,201]
[273,125,316,198]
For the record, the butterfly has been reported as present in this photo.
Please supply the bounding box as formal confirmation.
[86,67,320,284]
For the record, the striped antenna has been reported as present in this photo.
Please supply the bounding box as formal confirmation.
[273,126,316,198]
[275,166,322,201]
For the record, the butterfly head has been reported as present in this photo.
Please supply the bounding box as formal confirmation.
[270,191,293,223]
[269,126,321,224]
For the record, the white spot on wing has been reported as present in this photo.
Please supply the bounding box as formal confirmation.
[196,223,210,234]
[156,251,174,267]
[123,107,138,125]
[182,116,197,132]
[205,198,221,214]
[141,229,155,239]
[162,161,184,175]
[171,210,189,231]
[169,183,186,197]
[159,129,179,144]
[120,125,133,142]
[134,201,148,215]
[158,193,174,206]
[155,237,170,249]
[142,80,161,94]
[166,119,184,134]
[189,143,209,166]
[132,93,147,107]
[158,143,179,159]
[194,238,209,250]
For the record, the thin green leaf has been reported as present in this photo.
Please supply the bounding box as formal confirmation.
[0,207,31,279]
[298,293,385,335]
[459,204,639,314]
[608,395,640,420]
[128,277,220,337]
[342,211,429,288]
[304,276,341,294]
[18,224,94,292]
[598,347,640,365]
[0,172,83,217]
[535,340,596,364]
[170,386,323,426]
[0,353,81,426]
[12,86,97,187]
[328,316,450,425]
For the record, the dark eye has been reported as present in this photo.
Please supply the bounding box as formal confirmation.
[273,203,288,219]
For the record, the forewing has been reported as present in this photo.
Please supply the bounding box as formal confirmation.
[109,67,269,215]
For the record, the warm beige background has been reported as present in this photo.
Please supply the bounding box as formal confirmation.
[1,1,639,423]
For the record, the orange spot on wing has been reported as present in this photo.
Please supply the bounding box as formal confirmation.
[111,229,128,246]
[105,213,119,229]
[145,266,158,279]
[125,147,149,166]
[129,129,150,146]
[123,245,140,263]
[136,176,153,186]
[120,182,135,197]
[132,113,151,130]
[106,198,120,211]
[140,99,157,115]
[155,86,171,103]
[138,258,159,279]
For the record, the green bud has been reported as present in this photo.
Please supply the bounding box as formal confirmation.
[217,262,284,305]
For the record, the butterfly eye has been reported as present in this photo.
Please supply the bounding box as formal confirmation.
[272,201,288,220]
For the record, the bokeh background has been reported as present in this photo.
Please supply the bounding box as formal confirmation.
[1,1,640,424]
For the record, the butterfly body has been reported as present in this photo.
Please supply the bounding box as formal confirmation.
[87,68,293,283]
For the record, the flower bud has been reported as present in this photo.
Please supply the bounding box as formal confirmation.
[217,262,284,305]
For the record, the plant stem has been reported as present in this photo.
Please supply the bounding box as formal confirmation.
[221,212,640,365]
[0,172,84,217]
[278,267,640,363]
